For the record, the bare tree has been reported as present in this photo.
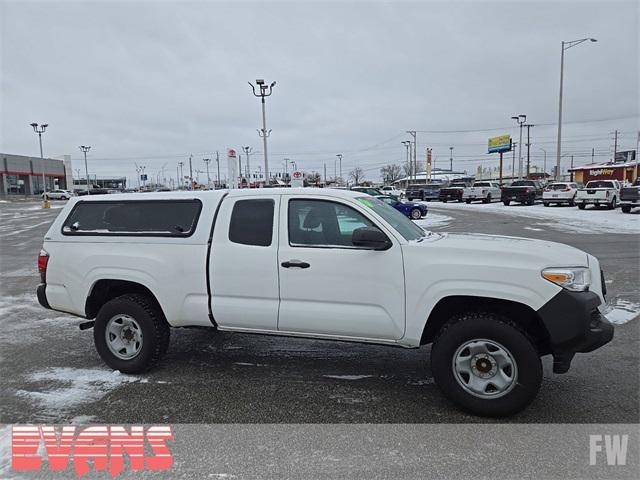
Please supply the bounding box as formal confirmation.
[304,171,322,186]
[380,164,403,183]
[349,167,365,186]
[402,162,412,177]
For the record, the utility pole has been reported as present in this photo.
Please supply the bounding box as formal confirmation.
[238,154,243,188]
[249,79,276,185]
[612,130,619,162]
[401,141,411,183]
[79,146,91,192]
[449,146,454,171]
[176,164,180,190]
[511,115,526,179]
[216,151,220,188]
[242,147,252,188]
[591,147,595,163]
[188,154,194,190]
[178,161,184,189]
[203,158,211,188]
[524,124,534,178]
[407,131,417,182]
[336,154,342,184]
[323,163,327,186]
[570,155,574,181]
[511,142,517,181]
[283,158,289,185]
[537,147,547,179]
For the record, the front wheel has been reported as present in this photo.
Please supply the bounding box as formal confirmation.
[502,200,510,206]
[621,205,632,213]
[483,194,492,204]
[607,197,617,210]
[465,199,471,204]
[410,208,422,220]
[430,312,542,417]
[442,199,448,203]
[543,202,550,207]
[94,294,170,374]
[578,203,586,210]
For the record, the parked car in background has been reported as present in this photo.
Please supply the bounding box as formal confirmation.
[42,189,73,200]
[542,182,580,207]
[376,195,427,220]
[351,186,384,196]
[439,182,470,203]
[575,180,621,210]
[76,188,110,196]
[501,180,543,206]
[406,183,441,201]
[380,185,405,198]
[620,178,640,213]
[462,181,501,204]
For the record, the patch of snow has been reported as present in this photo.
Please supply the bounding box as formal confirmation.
[323,374,373,380]
[415,212,453,229]
[408,378,435,386]
[604,300,640,325]
[428,202,639,234]
[523,226,544,232]
[16,368,139,413]
[234,362,267,367]
[0,426,11,479]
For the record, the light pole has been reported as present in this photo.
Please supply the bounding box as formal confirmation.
[449,146,454,171]
[29,123,48,204]
[215,152,220,188]
[511,115,526,179]
[242,147,252,187]
[336,154,342,184]
[178,162,184,189]
[537,147,547,179]
[203,158,211,188]
[401,141,411,181]
[406,131,417,182]
[290,159,297,172]
[556,37,597,180]
[249,79,276,185]
[79,146,91,193]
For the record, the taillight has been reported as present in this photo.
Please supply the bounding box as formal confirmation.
[562,188,571,192]
[38,249,49,283]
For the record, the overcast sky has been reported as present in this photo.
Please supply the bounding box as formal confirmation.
[1,0,638,184]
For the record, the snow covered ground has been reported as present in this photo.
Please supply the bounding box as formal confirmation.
[415,212,453,230]
[427,201,639,234]
[603,299,640,325]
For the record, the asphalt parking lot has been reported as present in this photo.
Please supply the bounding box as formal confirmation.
[0,199,638,425]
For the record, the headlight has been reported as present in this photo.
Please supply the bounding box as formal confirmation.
[542,267,591,292]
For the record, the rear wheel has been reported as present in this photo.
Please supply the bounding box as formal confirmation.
[410,208,422,220]
[607,197,617,210]
[483,194,492,204]
[466,199,471,204]
[94,294,170,374]
[442,199,448,203]
[431,312,542,417]
[503,200,510,206]
[621,205,632,213]
[543,202,550,207]
[569,195,576,207]
[527,195,535,206]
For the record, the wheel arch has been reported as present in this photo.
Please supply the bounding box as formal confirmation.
[420,295,552,355]
[85,279,164,320]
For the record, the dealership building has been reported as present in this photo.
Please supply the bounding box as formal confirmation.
[568,150,638,184]
[1,153,73,196]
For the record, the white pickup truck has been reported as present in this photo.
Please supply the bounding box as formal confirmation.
[462,181,502,204]
[37,188,613,417]
[575,180,621,210]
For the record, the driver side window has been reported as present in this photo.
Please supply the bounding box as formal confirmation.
[288,199,373,247]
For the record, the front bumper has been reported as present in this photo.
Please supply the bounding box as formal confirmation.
[37,284,52,310]
[536,290,613,373]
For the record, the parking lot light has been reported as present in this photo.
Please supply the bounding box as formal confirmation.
[79,146,91,193]
[30,122,49,208]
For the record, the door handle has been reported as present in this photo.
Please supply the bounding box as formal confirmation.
[281,260,311,269]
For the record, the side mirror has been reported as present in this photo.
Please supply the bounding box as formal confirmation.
[352,227,392,251]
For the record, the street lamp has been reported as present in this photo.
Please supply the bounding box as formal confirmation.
[242,146,252,187]
[401,141,411,180]
[203,158,211,188]
[537,147,547,179]
[556,37,597,180]
[79,146,91,193]
[30,122,48,206]
[336,154,343,184]
[449,146,454,171]
[249,79,276,185]
[511,115,526,179]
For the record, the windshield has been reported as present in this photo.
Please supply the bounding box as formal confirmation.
[474,183,490,187]
[356,196,426,241]
[511,181,534,187]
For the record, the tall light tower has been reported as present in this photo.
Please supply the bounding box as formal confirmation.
[79,146,91,192]
[249,79,276,185]
[556,37,597,180]
[242,146,252,186]
[511,115,526,179]
[449,146,454,171]
[30,122,48,205]
[406,131,417,182]
[203,158,211,188]
[336,154,342,184]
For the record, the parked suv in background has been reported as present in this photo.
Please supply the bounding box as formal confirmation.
[42,189,73,200]
[620,178,640,213]
[542,182,579,207]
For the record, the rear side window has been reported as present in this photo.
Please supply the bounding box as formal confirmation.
[229,199,274,247]
[62,200,202,236]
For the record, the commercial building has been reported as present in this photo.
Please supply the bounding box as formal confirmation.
[568,150,638,184]
[0,153,69,196]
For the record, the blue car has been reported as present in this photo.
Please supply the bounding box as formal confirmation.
[376,195,427,220]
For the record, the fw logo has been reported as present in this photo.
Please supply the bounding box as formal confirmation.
[11,425,173,478]
[589,434,628,466]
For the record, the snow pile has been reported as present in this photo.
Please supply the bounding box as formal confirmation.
[16,368,139,413]
[428,202,639,234]
[323,374,373,380]
[416,212,453,229]
[604,299,640,325]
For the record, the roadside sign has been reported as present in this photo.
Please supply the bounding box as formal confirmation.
[488,134,512,154]
[291,171,303,187]
[227,149,238,189]
[140,174,148,181]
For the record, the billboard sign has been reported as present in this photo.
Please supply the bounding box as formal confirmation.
[488,134,512,154]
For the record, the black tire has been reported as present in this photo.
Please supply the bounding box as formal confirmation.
[442,199,448,203]
[465,199,471,204]
[483,194,492,204]
[607,197,617,210]
[527,195,535,206]
[410,208,422,220]
[578,203,586,210]
[569,195,576,207]
[503,200,510,206]
[543,202,550,207]
[94,293,170,374]
[621,205,632,213]
[431,312,542,417]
